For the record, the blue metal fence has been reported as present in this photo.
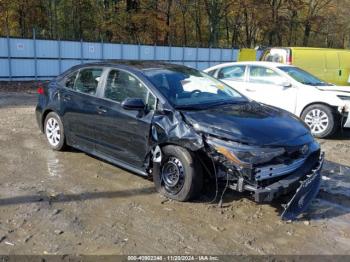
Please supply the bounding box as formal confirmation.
[0,36,243,81]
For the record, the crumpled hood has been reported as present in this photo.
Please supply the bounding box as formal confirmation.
[182,102,312,147]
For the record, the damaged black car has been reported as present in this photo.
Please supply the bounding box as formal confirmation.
[35,61,324,220]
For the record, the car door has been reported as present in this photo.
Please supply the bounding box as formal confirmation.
[217,65,248,94]
[245,65,297,113]
[60,67,104,151]
[94,68,157,168]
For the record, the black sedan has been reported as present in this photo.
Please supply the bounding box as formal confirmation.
[36,61,324,220]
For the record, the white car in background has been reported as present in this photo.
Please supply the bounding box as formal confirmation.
[204,62,350,138]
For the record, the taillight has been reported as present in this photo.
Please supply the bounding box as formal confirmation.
[286,52,292,65]
[37,85,44,95]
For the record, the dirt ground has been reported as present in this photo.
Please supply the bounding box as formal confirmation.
[0,91,349,255]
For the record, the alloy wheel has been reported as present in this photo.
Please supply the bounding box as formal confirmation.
[304,109,329,135]
[46,117,61,146]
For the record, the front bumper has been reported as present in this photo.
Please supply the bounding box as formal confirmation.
[227,152,324,220]
[281,153,324,220]
[253,153,323,203]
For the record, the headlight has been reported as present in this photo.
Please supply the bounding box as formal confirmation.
[338,95,350,101]
[207,137,285,168]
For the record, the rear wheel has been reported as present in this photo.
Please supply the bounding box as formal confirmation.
[301,104,338,138]
[44,112,66,151]
[155,145,203,202]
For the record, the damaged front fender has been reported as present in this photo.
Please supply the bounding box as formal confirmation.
[151,110,204,151]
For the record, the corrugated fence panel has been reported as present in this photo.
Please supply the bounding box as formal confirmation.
[0,37,243,80]
[170,47,183,61]
[36,39,59,58]
[140,45,155,60]
[61,41,81,59]
[83,42,102,60]
[0,59,9,76]
[37,60,60,76]
[184,48,196,61]
[0,38,8,57]
[221,49,232,61]
[103,43,121,59]
[155,46,168,60]
[197,48,209,61]
[61,60,82,72]
[211,48,221,61]
[123,44,138,60]
[197,62,210,70]
[10,38,34,57]
[11,59,35,76]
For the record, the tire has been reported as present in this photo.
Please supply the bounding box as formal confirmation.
[155,145,203,202]
[301,104,338,138]
[44,112,66,151]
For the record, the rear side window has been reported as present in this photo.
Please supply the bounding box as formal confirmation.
[248,66,285,85]
[218,65,246,81]
[104,69,156,110]
[65,72,78,89]
[74,68,103,95]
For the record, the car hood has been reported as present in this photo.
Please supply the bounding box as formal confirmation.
[182,102,312,147]
[317,85,350,95]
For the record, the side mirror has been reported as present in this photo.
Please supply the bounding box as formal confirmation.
[121,98,146,111]
[218,72,224,79]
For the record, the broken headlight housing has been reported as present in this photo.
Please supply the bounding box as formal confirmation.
[207,137,285,168]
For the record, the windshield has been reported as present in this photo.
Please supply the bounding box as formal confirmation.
[143,67,247,109]
[278,66,329,86]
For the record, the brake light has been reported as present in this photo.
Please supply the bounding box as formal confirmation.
[37,85,44,95]
[286,53,292,65]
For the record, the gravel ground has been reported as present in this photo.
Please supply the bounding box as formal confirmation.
[0,91,349,255]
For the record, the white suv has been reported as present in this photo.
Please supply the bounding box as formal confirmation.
[204,62,350,138]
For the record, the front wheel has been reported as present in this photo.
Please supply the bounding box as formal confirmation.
[301,104,338,138]
[154,145,203,202]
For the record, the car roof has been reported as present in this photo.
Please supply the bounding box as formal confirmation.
[70,60,185,71]
[204,61,294,71]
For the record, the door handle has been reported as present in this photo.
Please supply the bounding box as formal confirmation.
[63,94,71,101]
[245,88,256,92]
[97,106,107,114]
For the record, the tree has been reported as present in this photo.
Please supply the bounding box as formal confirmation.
[0,0,349,48]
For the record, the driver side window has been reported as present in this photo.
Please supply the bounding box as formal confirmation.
[104,69,156,109]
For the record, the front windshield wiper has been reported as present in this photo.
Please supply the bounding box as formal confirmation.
[174,105,204,110]
[175,100,248,111]
[302,82,325,86]
[204,99,248,108]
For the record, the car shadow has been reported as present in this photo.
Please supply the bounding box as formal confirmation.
[326,128,350,140]
[0,186,156,207]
